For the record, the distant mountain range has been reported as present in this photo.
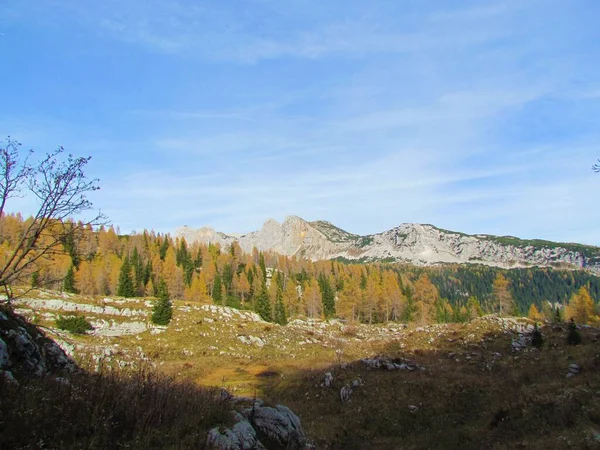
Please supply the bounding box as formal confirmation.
[176,216,600,273]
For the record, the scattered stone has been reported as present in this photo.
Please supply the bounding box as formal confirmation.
[340,385,353,403]
[567,363,580,378]
[361,357,423,372]
[408,405,419,414]
[237,335,266,347]
[90,320,147,337]
[511,334,529,352]
[324,372,333,387]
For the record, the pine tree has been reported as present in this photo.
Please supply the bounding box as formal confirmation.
[318,273,336,319]
[467,296,483,319]
[566,287,597,325]
[553,307,563,323]
[222,263,234,296]
[159,237,169,261]
[31,271,40,288]
[152,279,173,326]
[212,272,223,304]
[117,256,135,297]
[493,273,515,317]
[273,289,287,325]
[528,304,542,321]
[567,318,581,345]
[531,323,543,349]
[259,252,267,282]
[62,265,77,293]
[255,283,272,322]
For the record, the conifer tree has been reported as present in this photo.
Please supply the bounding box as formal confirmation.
[528,304,542,321]
[159,237,169,261]
[259,252,267,282]
[62,265,77,293]
[567,318,582,345]
[566,287,597,325]
[117,256,135,297]
[222,263,234,296]
[531,323,543,349]
[152,279,172,326]
[467,296,483,319]
[144,260,153,287]
[553,307,563,323]
[273,289,287,325]
[493,273,515,317]
[212,271,223,304]
[318,273,336,319]
[255,283,272,322]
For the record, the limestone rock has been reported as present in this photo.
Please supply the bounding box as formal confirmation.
[206,412,266,450]
[323,371,333,387]
[567,363,581,378]
[248,404,307,450]
[0,307,75,378]
[340,385,353,403]
[177,216,600,273]
[0,337,9,368]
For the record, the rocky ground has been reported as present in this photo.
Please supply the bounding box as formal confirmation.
[4,290,600,449]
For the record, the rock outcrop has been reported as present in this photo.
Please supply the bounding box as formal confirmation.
[0,307,75,381]
[177,216,600,273]
[207,401,308,450]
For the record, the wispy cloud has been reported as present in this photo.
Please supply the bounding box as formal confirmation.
[3,0,600,244]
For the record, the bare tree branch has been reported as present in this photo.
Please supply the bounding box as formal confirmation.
[0,138,106,303]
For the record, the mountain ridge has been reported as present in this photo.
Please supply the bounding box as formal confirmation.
[176,216,600,273]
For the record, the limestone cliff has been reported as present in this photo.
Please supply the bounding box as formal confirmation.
[176,216,600,273]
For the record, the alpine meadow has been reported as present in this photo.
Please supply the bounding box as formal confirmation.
[2,1,600,449]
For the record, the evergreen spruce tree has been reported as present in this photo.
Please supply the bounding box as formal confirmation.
[152,279,173,326]
[222,264,234,296]
[144,260,153,287]
[62,265,77,293]
[567,318,582,345]
[31,271,40,288]
[159,237,169,261]
[131,247,144,295]
[531,323,543,349]
[553,307,563,323]
[274,289,287,325]
[255,283,272,322]
[212,272,223,304]
[318,273,336,319]
[117,256,135,297]
[259,252,267,282]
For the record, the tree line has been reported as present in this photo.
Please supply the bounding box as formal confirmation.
[1,213,598,325]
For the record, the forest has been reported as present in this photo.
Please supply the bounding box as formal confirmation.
[1,213,598,326]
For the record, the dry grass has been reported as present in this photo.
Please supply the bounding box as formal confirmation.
[0,368,232,450]
[261,323,600,449]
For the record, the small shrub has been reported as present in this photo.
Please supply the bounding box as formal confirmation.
[55,315,93,334]
[531,323,543,349]
[567,318,582,345]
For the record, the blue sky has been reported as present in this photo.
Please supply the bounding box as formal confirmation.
[1,0,600,244]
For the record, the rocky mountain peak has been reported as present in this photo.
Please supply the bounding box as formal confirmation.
[176,216,600,273]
